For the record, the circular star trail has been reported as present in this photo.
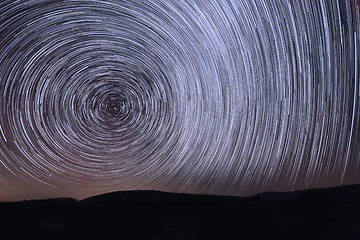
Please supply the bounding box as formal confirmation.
[0,0,359,201]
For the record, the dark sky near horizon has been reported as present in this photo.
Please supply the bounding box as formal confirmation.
[0,0,359,201]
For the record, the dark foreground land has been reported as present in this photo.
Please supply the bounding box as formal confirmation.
[1,185,360,240]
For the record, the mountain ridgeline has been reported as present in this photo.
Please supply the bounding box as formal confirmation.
[1,185,360,239]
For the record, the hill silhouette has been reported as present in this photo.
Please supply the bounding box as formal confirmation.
[1,185,360,239]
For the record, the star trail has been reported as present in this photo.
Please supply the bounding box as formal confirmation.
[0,0,359,201]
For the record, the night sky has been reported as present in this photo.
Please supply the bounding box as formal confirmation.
[0,0,359,201]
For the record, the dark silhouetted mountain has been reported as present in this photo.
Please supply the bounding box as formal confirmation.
[1,185,360,240]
